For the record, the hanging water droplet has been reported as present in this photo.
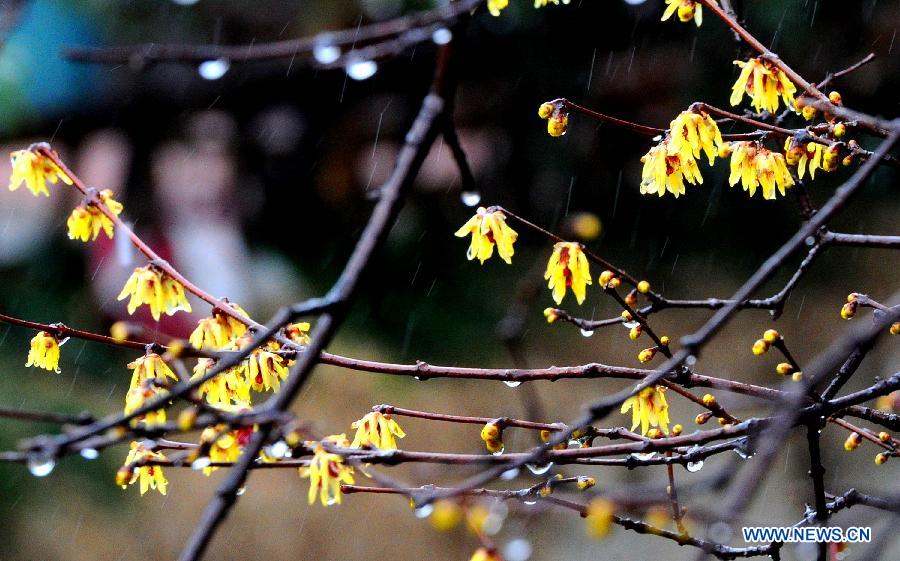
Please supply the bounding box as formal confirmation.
[236,486,246,496]
[622,320,641,329]
[313,44,341,65]
[630,451,656,461]
[27,455,55,477]
[191,457,212,470]
[500,467,520,480]
[198,59,230,80]
[414,503,434,518]
[568,439,582,448]
[525,462,553,475]
[504,380,522,388]
[79,448,99,460]
[523,499,537,506]
[580,328,594,337]
[346,59,378,81]
[804,236,816,246]
[431,28,453,45]
[733,448,752,459]
[685,460,704,472]
[491,446,505,456]
[414,376,423,381]
[503,538,533,561]
[57,337,71,346]
[268,440,290,458]
[685,354,697,366]
[326,495,339,506]
[652,135,663,142]
[460,191,481,207]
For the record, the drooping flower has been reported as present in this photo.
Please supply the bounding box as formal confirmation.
[544,241,592,305]
[8,148,72,197]
[199,423,255,475]
[350,411,406,449]
[284,322,311,346]
[117,265,192,321]
[300,435,355,506]
[620,386,670,436]
[669,110,725,166]
[480,421,504,454]
[454,207,518,264]
[728,141,794,199]
[661,0,715,27]
[118,441,168,496]
[238,340,290,392]
[124,384,168,427]
[127,353,178,393]
[25,331,61,373]
[487,0,509,16]
[639,137,703,198]
[784,138,838,180]
[191,358,251,407]
[730,58,797,114]
[188,302,250,350]
[66,190,124,242]
[538,102,569,137]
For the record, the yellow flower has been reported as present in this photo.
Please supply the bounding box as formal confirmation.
[25,331,61,373]
[8,148,72,197]
[585,497,616,538]
[300,437,355,506]
[241,342,290,392]
[669,110,725,166]
[67,190,124,242]
[469,547,502,561]
[544,241,591,305]
[730,58,797,114]
[620,386,670,436]
[487,0,509,16]
[454,207,518,264]
[728,142,794,199]
[124,385,168,427]
[284,322,311,345]
[350,411,406,449]
[200,424,255,475]
[188,302,249,350]
[191,358,251,407]
[127,353,178,392]
[640,137,703,198]
[117,265,192,321]
[784,138,838,180]
[120,441,168,496]
[661,0,715,27]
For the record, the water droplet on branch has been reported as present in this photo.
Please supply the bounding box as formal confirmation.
[198,59,230,80]
[461,191,481,207]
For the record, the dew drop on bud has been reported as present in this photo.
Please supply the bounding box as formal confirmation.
[27,456,55,477]
[269,440,290,458]
[236,486,246,496]
[346,59,378,81]
[80,448,99,460]
[313,44,341,65]
[580,328,594,337]
[198,59,230,80]
[500,468,520,480]
[414,504,434,518]
[504,380,522,388]
[191,457,212,471]
[525,462,553,475]
[622,320,640,329]
[461,191,481,207]
[685,460,704,472]
[503,538,533,561]
[431,28,452,45]
[492,447,505,456]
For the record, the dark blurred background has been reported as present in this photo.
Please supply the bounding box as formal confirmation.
[0,1,897,559]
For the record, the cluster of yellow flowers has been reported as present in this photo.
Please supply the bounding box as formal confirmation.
[117,442,169,496]
[117,265,192,321]
[620,386,670,436]
[8,148,72,196]
[487,0,570,17]
[726,142,794,200]
[730,58,797,114]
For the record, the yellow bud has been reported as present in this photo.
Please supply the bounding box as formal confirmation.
[647,428,664,439]
[638,348,656,363]
[659,335,670,346]
[585,498,616,539]
[802,105,817,121]
[538,102,555,119]
[792,371,803,382]
[480,422,502,442]
[285,431,303,447]
[569,212,602,241]
[624,290,638,307]
[890,323,900,336]
[845,434,864,452]
[718,143,733,158]
[484,438,504,454]
[177,408,198,431]
[577,476,596,491]
[847,293,859,302]
[168,339,186,358]
[841,155,853,167]
[694,412,712,425]
[874,452,889,465]
[833,123,846,138]
[701,394,717,407]
[840,301,857,320]
[671,424,683,436]
[607,277,621,289]
[110,321,129,343]
[621,310,633,322]
[429,500,463,531]
[116,465,133,487]
[762,329,780,343]
[676,4,695,22]
[637,280,651,294]
[598,270,615,288]
[540,429,552,443]
[828,91,843,105]
[538,485,553,497]
[547,111,569,137]
[878,432,891,443]
[645,507,670,533]
[543,307,559,324]
[629,325,642,340]
[752,339,769,355]
[717,417,729,426]
[776,362,794,375]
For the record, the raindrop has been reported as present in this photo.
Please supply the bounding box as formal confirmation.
[431,28,453,45]
[79,448,99,460]
[346,59,378,81]
[622,320,641,329]
[500,468,520,480]
[191,457,212,470]
[461,191,481,207]
[568,439,583,448]
[27,455,55,477]
[504,380,522,388]
[733,449,752,459]
[413,376,423,381]
[492,447,505,456]
[198,59,230,80]
[685,460,704,472]
[804,236,816,246]
[236,486,246,496]
[652,135,663,142]
[326,496,339,506]
[503,538,533,561]
[580,328,594,337]
[523,499,537,506]
[685,354,697,366]
[525,462,553,475]
[415,504,434,519]
[631,451,656,461]
[268,440,290,458]
[313,44,341,65]
[171,0,200,5]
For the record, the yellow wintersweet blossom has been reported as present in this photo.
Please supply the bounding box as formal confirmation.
[661,0,715,27]
[25,331,61,373]
[728,142,794,199]
[200,424,255,475]
[454,207,518,265]
[730,58,797,114]
[640,137,703,198]
[284,322,311,346]
[544,241,591,305]
[784,138,838,180]
[8,148,72,197]
[585,497,616,538]
[117,265,192,321]
[119,442,168,496]
[620,386,670,435]
[240,342,290,392]
[469,547,502,561]
[67,190,124,242]
[192,358,251,406]
[128,353,178,392]
[670,110,725,166]
[487,0,509,16]
[188,302,250,350]
[350,411,406,449]
[124,385,168,427]
[300,435,355,506]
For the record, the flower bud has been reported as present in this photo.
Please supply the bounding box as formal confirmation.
[840,301,857,320]
[110,322,130,343]
[701,394,717,407]
[833,123,846,138]
[671,424,683,436]
[538,484,553,497]
[484,438,504,454]
[116,465,133,487]
[629,325,642,340]
[647,428,664,439]
[430,500,463,531]
[677,3,695,22]
[543,307,559,324]
[874,452,889,465]
[540,429,552,443]
[538,102,555,119]
[168,339,186,358]
[776,362,794,375]
[481,422,502,442]
[638,347,657,363]
[718,142,733,159]
[598,270,615,288]
[717,417,729,426]
[801,105,817,121]
[890,323,899,336]
[547,111,569,137]
[828,91,843,105]
[659,335,670,346]
[823,145,840,171]
[752,339,769,355]
[695,412,712,425]
[841,155,853,167]
[879,432,891,443]
[607,277,621,289]
[577,476,596,491]
[637,280,651,294]
[844,432,861,451]
[178,407,198,431]
[792,371,803,382]
[624,290,638,307]
[585,498,615,539]
[763,329,780,343]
